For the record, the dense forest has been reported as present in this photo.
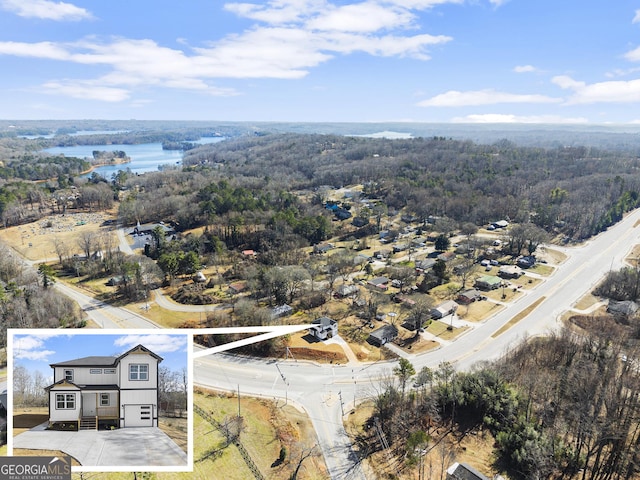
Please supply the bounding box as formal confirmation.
[183,133,640,240]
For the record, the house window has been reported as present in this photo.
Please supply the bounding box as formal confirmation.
[64,369,73,382]
[104,368,116,374]
[55,393,75,409]
[129,364,149,381]
[90,368,102,374]
[100,393,110,406]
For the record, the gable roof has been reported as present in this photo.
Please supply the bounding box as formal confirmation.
[50,344,162,368]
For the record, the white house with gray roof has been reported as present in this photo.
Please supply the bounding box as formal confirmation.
[45,344,162,430]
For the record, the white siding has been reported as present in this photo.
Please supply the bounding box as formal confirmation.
[48,388,80,422]
[119,352,158,390]
[54,367,118,385]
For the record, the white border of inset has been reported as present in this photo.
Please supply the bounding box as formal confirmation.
[7,328,193,473]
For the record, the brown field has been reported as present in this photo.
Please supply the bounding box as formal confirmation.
[0,211,117,262]
[457,299,504,322]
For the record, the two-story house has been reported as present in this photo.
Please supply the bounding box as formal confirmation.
[44,344,162,430]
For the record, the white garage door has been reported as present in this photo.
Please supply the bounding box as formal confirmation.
[124,404,153,427]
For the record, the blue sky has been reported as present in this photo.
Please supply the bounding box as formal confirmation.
[11,331,189,382]
[1,0,640,123]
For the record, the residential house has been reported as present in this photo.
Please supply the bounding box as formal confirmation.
[351,217,369,228]
[334,208,352,220]
[456,289,483,305]
[431,300,458,319]
[309,317,338,340]
[517,255,536,268]
[373,249,392,260]
[437,251,456,262]
[474,275,502,290]
[446,462,490,480]
[395,295,416,308]
[45,344,162,430]
[607,300,639,317]
[368,324,399,346]
[411,237,427,248]
[488,220,509,230]
[313,243,333,255]
[498,265,523,279]
[131,221,175,237]
[228,281,248,295]
[336,284,359,298]
[415,258,436,272]
[271,304,293,320]
[393,243,409,253]
[367,277,390,291]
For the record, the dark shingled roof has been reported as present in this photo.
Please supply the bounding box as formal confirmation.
[50,356,117,367]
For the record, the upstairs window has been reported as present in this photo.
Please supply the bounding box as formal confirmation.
[129,364,149,381]
[64,369,73,382]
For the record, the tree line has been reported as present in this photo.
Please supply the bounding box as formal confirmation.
[184,133,640,240]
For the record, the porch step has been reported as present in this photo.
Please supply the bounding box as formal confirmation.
[79,416,97,430]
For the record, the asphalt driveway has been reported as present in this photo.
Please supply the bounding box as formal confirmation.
[12,422,188,468]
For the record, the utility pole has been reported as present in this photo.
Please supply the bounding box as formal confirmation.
[237,384,240,418]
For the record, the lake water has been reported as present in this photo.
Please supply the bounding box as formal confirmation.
[44,137,224,177]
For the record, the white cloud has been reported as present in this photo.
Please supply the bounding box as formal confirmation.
[489,0,509,6]
[0,1,456,102]
[417,89,561,107]
[552,75,640,104]
[114,334,187,354]
[0,0,92,21]
[307,2,416,32]
[42,81,130,102]
[634,9,640,24]
[452,113,589,124]
[14,336,55,361]
[514,64,537,73]
[624,46,640,62]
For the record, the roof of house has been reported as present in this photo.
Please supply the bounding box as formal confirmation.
[608,300,639,316]
[446,462,490,480]
[45,379,121,391]
[310,316,337,332]
[369,324,398,341]
[51,356,118,368]
[458,288,481,298]
[433,300,458,313]
[475,275,501,286]
[368,276,390,286]
[50,344,162,368]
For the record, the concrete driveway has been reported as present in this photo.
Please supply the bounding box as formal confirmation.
[13,423,188,468]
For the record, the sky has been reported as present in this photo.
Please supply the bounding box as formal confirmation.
[1,0,640,124]
[10,331,189,382]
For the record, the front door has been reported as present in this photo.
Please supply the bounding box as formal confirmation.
[82,393,96,416]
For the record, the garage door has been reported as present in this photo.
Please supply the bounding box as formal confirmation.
[124,404,153,427]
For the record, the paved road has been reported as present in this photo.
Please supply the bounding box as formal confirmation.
[54,282,160,329]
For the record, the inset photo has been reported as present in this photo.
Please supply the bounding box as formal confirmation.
[7,329,192,472]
